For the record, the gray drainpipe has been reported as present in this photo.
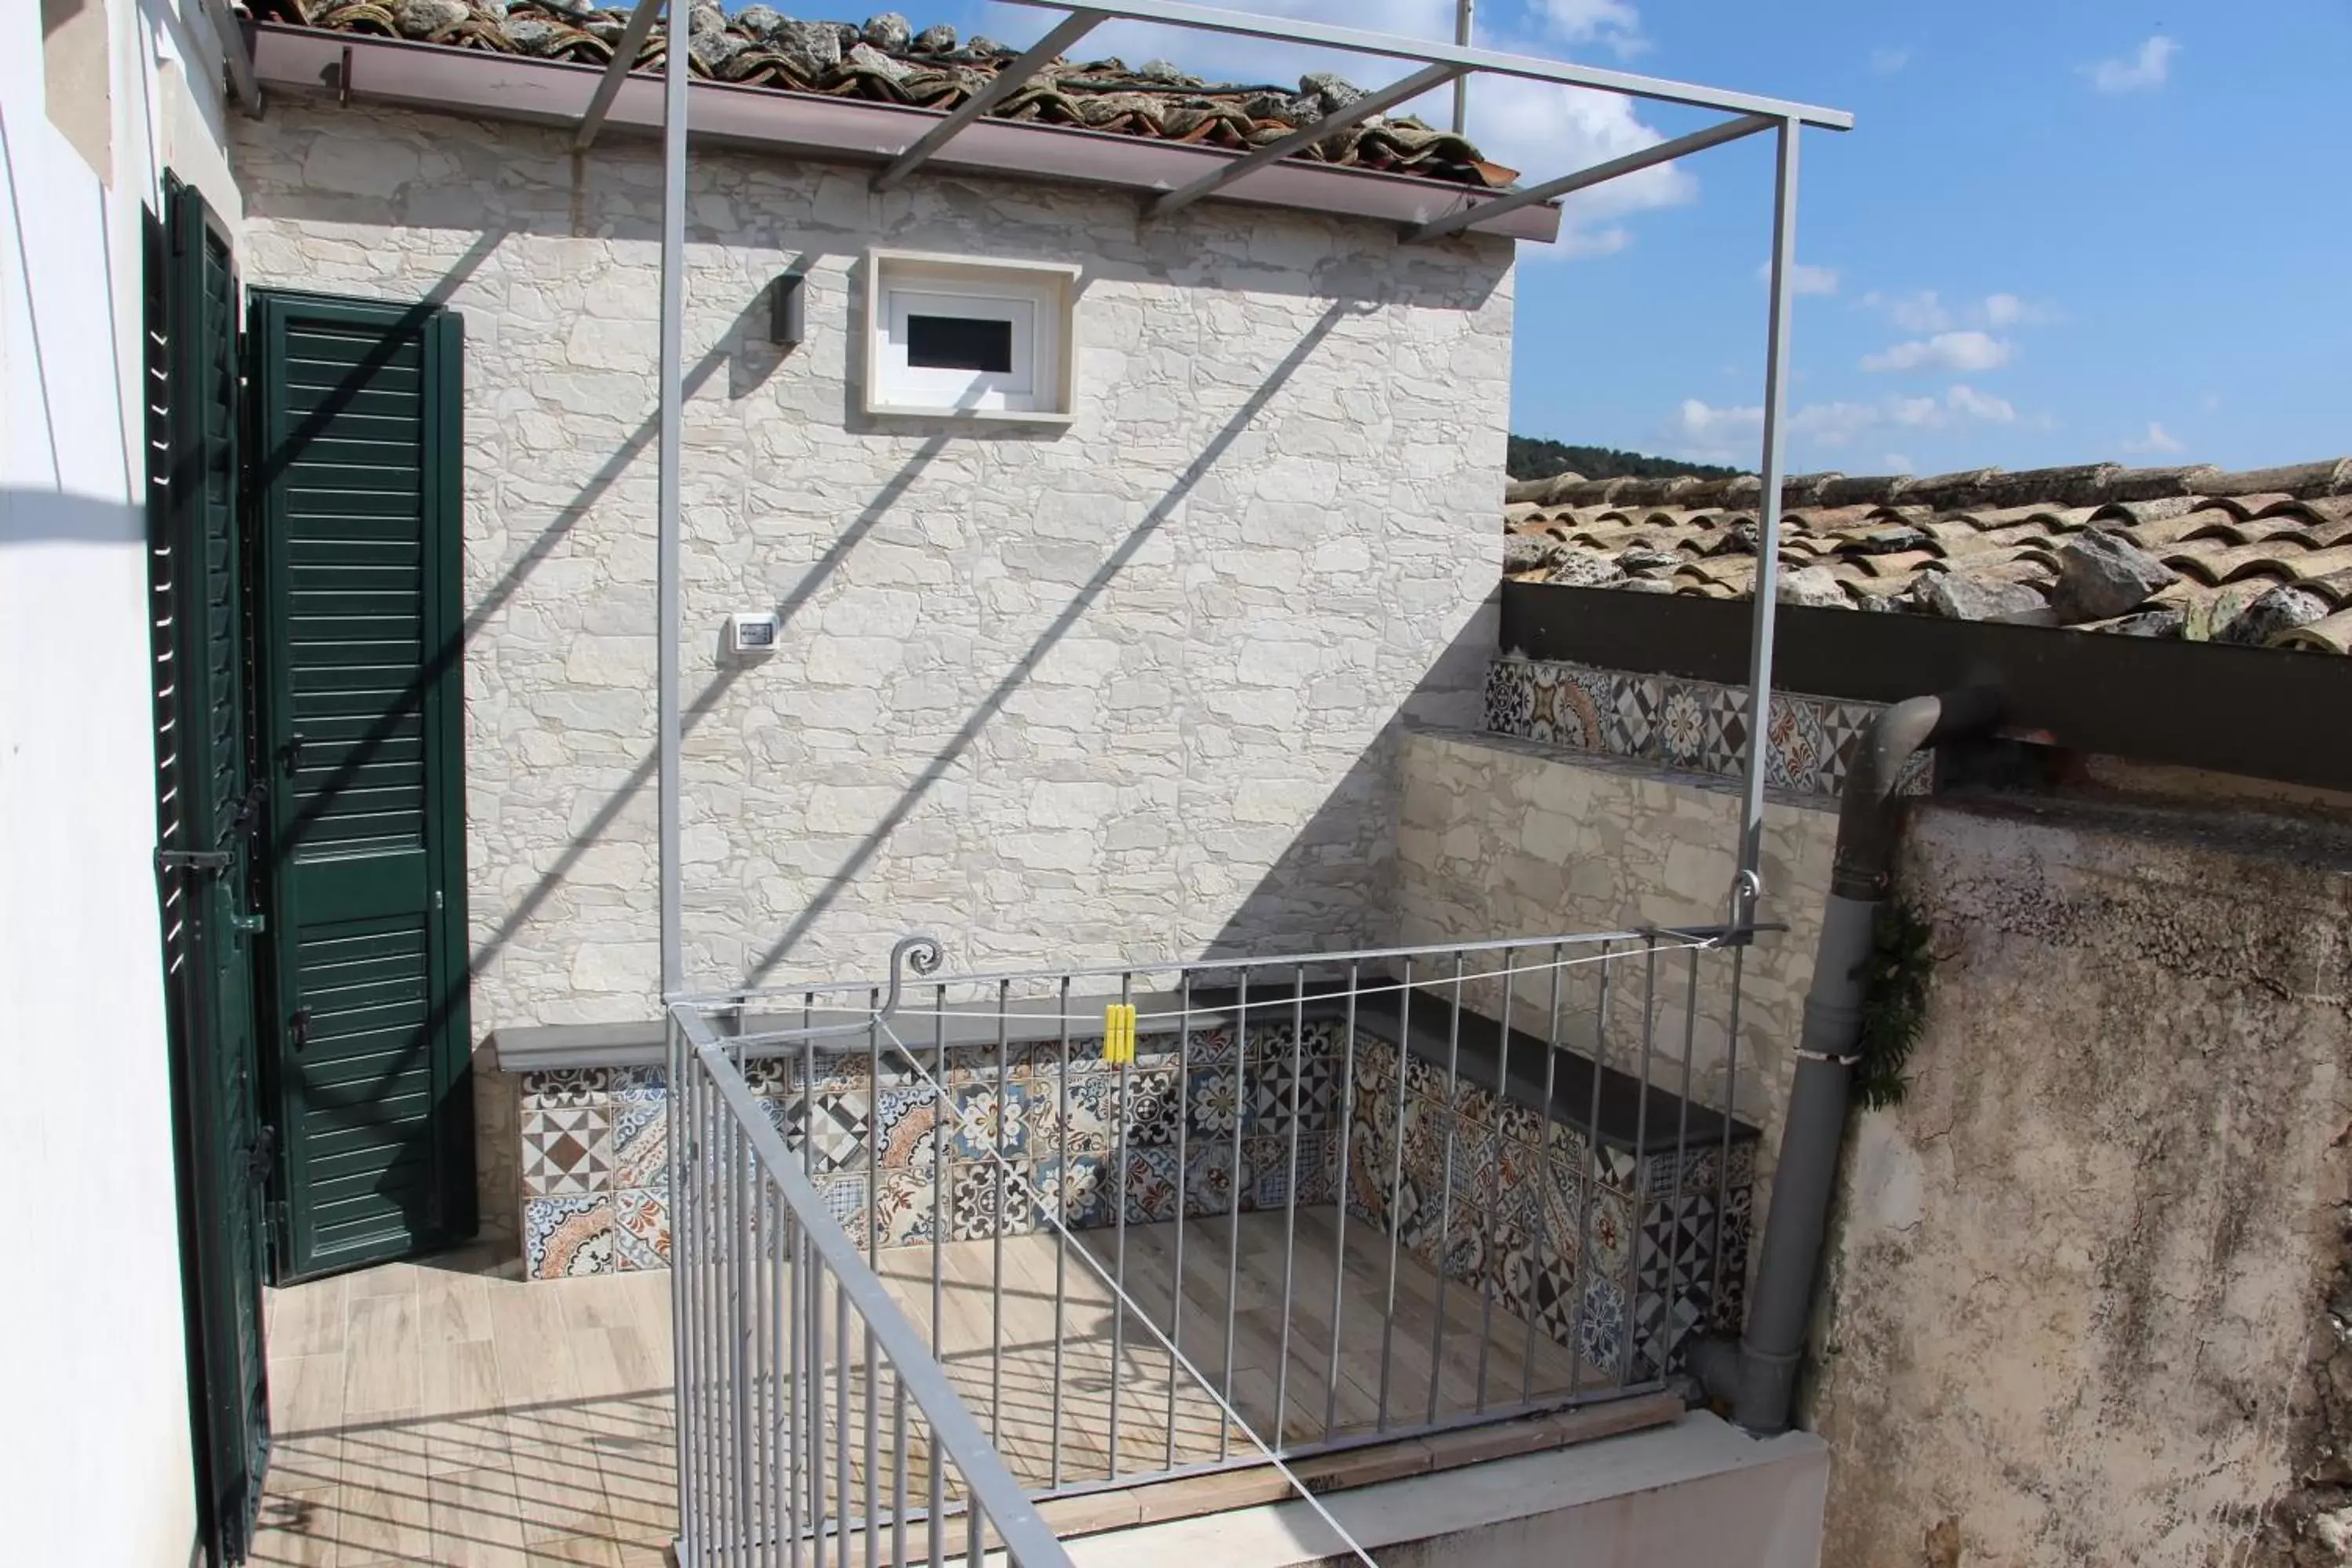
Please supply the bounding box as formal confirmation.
[1690,687,2001,1434]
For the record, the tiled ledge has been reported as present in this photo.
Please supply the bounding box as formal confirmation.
[1483,656,1931,800]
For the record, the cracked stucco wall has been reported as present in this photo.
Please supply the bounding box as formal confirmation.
[1808,797,2352,1568]
[227,96,1512,1040]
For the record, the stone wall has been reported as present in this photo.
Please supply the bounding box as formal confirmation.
[227,95,1512,1039]
[1395,724,1836,1159]
[1809,797,2352,1568]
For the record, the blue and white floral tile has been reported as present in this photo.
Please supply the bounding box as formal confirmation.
[609,1098,668,1193]
[608,1065,666,1104]
[524,1194,614,1279]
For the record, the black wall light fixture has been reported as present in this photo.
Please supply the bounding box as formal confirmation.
[769,273,805,347]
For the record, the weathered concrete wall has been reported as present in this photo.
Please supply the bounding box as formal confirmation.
[1396,726,1835,1149]
[1809,797,2352,1568]
[227,99,1512,1015]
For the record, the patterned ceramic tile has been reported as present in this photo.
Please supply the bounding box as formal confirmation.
[948,1081,1031,1160]
[1243,1047,1341,1135]
[609,1099,667,1192]
[1485,659,1932,800]
[1042,1074,1113,1156]
[1111,1068,1182,1149]
[1036,1154,1111,1231]
[1585,1185,1635,1283]
[524,1194,614,1279]
[866,1166,940,1247]
[1579,1276,1627,1372]
[871,1083,944,1171]
[612,1187,670,1272]
[740,1052,797,1098]
[786,1087,874,1172]
[608,1065,666,1103]
[521,1105,613,1198]
[948,1161,1033,1240]
[815,1171,869,1232]
[1185,1064,1243,1142]
[1183,1025,1238,1067]
[1119,1146,1181,1225]
[521,1068,609,1109]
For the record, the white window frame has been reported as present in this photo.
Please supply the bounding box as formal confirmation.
[862,249,1080,423]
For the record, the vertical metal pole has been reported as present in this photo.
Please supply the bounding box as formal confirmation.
[655,0,688,996]
[1108,969,1133,1476]
[1450,0,1474,132]
[1522,943,1563,1403]
[1573,941,1612,1396]
[1165,972,1190,1471]
[1621,938,1658,1385]
[1734,117,1801,931]
[1475,949,1512,1411]
[992,981,1009,1449]
[1273,967,1306,1446]
[1376,960,1410,1429]
[1220,968,1248,1460]
[1053,975,1072,1488]
[1427,951,1465,1425]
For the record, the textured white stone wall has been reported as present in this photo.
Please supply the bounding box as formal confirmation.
[230,99,1513,1045]
[1395,726,1835,1166]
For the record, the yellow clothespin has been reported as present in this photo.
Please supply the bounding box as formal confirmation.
[1102,1003,1136,1065]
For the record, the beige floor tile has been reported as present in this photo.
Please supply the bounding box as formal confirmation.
[344,1291,424,1417]
[428,1465,532,1568]
[332,1474,435,1566]
[248,1483,339,1568]
[270,1275,350,1358]
[528,1536,622,1567]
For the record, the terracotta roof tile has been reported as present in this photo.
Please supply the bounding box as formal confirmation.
[1500,454,2352,652]
[247,2,1512,188]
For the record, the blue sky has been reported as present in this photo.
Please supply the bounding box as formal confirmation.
[887,2,2350,474]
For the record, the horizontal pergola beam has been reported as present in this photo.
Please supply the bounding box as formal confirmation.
[575,0,664,151]
[872,9,1108,191]
[997,0,1853,129]
[1147,60,1462,221]
[1406,111,1778,244]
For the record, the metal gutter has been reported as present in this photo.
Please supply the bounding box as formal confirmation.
[247,25,1564,241]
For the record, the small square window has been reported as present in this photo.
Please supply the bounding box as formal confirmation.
[864,250,1079,422]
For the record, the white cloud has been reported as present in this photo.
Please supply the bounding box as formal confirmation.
[1981,292,2059,328]
[1945,383,2017,423]
[1535,0,1647,57]
[1881,452,1916,474]
[2123,420,2187,455]
[1868,47,1911,74]
[1860,289,1954,334]
[1007,0,1690,257]
[1665,383,2024,464]
[1759,260,1840,296]
[2084,35,2179,93]
[1861,330,2014,374]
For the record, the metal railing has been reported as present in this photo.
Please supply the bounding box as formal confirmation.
[667,1001,1074,1567]
[670,924,1762,1521]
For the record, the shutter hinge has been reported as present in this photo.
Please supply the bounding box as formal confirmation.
[155,847,233,875]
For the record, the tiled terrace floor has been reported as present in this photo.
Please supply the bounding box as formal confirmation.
[252,1251,675,1566]
[248,1210,1604,1563]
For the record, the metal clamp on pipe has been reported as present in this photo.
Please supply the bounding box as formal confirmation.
[1688,686,2001,1435]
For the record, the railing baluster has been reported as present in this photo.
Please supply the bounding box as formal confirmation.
[931,984,946,1370]
[1573,940,1611,1399]
[891,1371,908,1567]
[1667,946,1702,1380]
[1053,973,1071,1490]
[736,1096,757,1559]
[1524,942,1563,1405]
[753,1148,772,1567]
[1377,957,1411,1431]
[1323,959,1358,1443]
[789,1218,805,1568]
[667,1020,694,1563]
[1166,970,1190,1472]
[1274,964,1305,1450]
[1624,935,1658,1385]
[1477,947,1512,1412]
[1220,967,1248,1461]
[1427,949,1468,1426]
[993,979,1009,1450]
[810,1250,827,1568]
[1714,944,1746,1356]
[836,1279,851,1568]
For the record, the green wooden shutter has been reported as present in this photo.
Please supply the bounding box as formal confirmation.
[152,178,272,1566]
[249,291,474,1279]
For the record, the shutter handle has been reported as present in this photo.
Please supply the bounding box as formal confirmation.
[281,731,307,774]
[289,1007,312,1052]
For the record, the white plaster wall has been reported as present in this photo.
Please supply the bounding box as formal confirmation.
[0,2,234,1563]
[228,98,1515,1040]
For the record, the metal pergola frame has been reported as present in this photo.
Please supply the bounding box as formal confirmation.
[564,0,1851,996]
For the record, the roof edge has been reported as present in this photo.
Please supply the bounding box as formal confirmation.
[248,24,1563,242]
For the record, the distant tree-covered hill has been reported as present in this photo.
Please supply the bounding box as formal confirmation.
[1507,436,1744,483]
